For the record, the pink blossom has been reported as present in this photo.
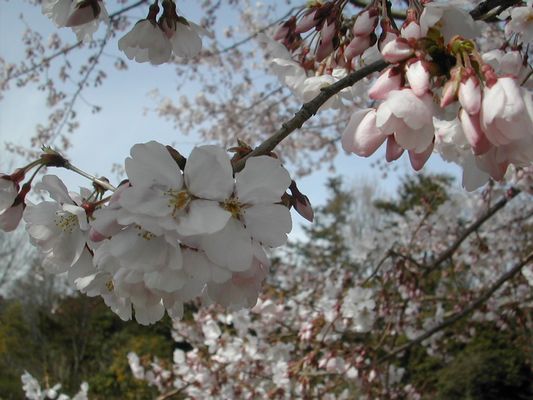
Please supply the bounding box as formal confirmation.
[459,110,491,155]
[344,35,372,61]
[458,75,481,115]
[376,89,435,153]
[380,37,413,63]
[408,142,434,171]
[353,8,378,37]
[368,67,402,100]
[406,60,430,97]
[481,77,533,146]
[342,108,388,157]
[385,136,404,162]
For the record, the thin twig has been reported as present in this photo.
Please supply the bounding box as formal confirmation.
[232,59,389,171]
[427,188,521,270]
[377,250,533,364]
[4,1,148,84]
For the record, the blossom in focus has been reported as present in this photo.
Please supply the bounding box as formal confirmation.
[480,77,532,146]
[118,20,172,65]
[159,0,203,59]
[376,89,435,153]
[23,175,89,273]
[419,1,481,43]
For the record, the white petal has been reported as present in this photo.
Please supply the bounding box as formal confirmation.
[176,200,231,236]
[243,204,292,247]
[35,175,73,204]
[125,141,182,189]
[201,218,253,271]
[134,301,165,325]
[184,145,234,200]
[236,156,291,204]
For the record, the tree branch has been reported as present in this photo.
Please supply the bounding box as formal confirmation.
[469,0,521,20]
[427,188,521,270]
[378,250,533,364]
[232,59,389,171]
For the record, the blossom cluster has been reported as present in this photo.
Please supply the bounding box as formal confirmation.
[1,142,295,325]
[21,371,88,400]
[271,0,533,190]
[122,179,532,399]
[41,0,203,63]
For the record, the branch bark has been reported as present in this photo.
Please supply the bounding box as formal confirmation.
[233,59,389,171]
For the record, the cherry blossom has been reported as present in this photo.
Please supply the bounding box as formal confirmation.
[23,175,89,272]
[42,0,109,43]
[0,175,18,214]
[505,2,533,44]
[118,20,172,65]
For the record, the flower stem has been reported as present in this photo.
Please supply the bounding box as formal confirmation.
[65,163,117,192]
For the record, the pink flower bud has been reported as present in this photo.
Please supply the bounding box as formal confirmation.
[406,59,430,96]
[458,74,481,115]
[288,181,314,222]
[342,109,387,157]
[294,196,314,222]
[401,20,421,40]
[408,142,434,171]
[440,67,462,108]
[344,35,372,61]
[316,38,334,62]
[353,8,378,37]
[369,67,402,100]
[295,10,318,34]
[0,203,24,232]
[381,38,413,63]
[459,110,492,155]
[0,183,29,232]
[320,20,337,44]
[385,135,404,162]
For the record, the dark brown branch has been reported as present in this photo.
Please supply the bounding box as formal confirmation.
[428,188,521,270]
[469,0,522,20]
[232,59,389,171]
[378,250,533,364]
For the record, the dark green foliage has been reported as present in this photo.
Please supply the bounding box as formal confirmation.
[399,324,533,400]
[434,326,533,400]
[374,174,454,215]
[0,295,174,399]
[293,177,357,270]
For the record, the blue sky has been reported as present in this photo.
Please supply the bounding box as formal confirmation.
[0,1,462,235]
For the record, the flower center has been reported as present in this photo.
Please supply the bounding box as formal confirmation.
[135,225,156,241]
[165,189,191,216]
[54,213,78,233]
[106,280,114,292]
[223,197,243,218]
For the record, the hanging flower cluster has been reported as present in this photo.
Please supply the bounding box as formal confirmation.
[40,0,203,62]
[42,0,109,43]
[118,0,204,64]
[1,143,300,325]
[272,0,533,191]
